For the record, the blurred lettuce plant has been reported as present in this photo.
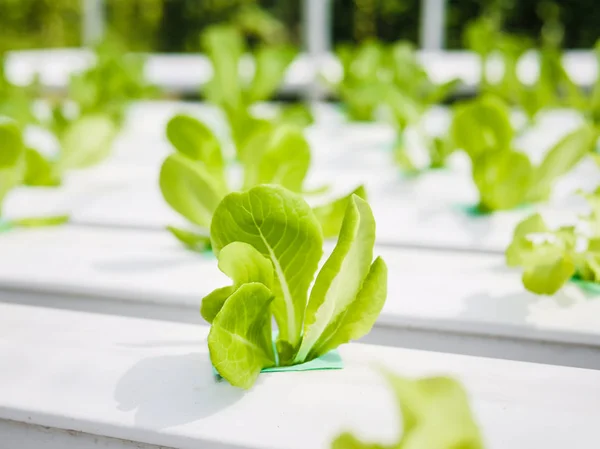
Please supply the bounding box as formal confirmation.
[506,187,600,295]
[332,370,485,449]
[333,40,459,173]
[33,34,157,182]
[201,25,312,157]
[451,95,598,213]
[0,117,68,226]
[159,114,365,251]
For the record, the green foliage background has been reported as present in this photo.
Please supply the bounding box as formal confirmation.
[0,0,597,52]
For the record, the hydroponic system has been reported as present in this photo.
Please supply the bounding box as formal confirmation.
[0,2,599,448]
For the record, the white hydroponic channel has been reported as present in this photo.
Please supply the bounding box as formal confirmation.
[1,302,599,449]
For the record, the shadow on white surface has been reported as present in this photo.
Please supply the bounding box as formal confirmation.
[114,352,246,428]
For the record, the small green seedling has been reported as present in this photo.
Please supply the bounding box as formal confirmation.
[202,185,387,389]
[451,95,598,212]
[0,117,68,227]
[332,370,485,449]
[506,187,600,295]
[201,25,312,154]
[159,114,366,251]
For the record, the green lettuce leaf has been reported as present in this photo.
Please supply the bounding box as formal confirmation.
[295,195,376,362]
[208,282,276,389]
[246,46,295,104]
[527,124,598,202]
[201,241,274,323]
[166,226,211,253]
[12,215,69,228]
[309,256,387,359]
[506,213,548,266]
[201,25,244,113]
[522,251,576,295]
[23,148,60,187]
[210,185,323,348]
[159,153,226,228]
[0,118,25,212]
[472,149,533,212]
[242,125,310,192]
[166,114,223,167]
[312,185,368,238]
[451,96,513,160]
[57,114,118,171]
[332,371,484,449]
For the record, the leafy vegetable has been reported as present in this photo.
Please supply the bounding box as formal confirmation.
[451,95,513,160]
[12,215,69,227]
[166,226,211,253]
[201,25,310,152]
[334,40,459,127]
[333,40,460,173]
[204,185,387,388]
[23,148,60,187]
[332,370,485,449]
[67,33,157,125]
[37,34,156,180]
[0,117,69,227]
[451,96,597,212]
[0,52,37,126]
[463,8,592,122]
[506,188,600,295]
[159,114,366,250]
[0,118,26,214]
[55,114,119,171]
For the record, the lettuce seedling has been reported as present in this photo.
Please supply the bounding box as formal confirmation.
[334,40,459,128]
[67,34,157,127]
[506,188,600,295]
[36,35,154,180]
[334,40,387,122]
[0,52,38,126]
[334,40,459,173]
[0,117,68,226]
[451,96,598,212]
[201,25,312,153]
[159,114,366,251]
[332,370,485,449]
[0,119,25,214]
[202,185,387,388]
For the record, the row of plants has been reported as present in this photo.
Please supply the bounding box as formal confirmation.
[1,17,599,410]
[1,23,597,449]
[0,34,155,226]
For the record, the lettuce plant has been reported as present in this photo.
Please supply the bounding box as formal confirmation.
[464,10,589,123]
[29,34,154,183]
[0,52,37,126]
[332,371,485,449]
[0,117,68,226]
[334,40,387,122]
[506,188,600,295]
[451,95,598,212]
[334,40,459,173]
[0,118,25,214]
[159,114,366,250]
[201,185,387,388]
[334,40,458,126]
[201,25,312,152]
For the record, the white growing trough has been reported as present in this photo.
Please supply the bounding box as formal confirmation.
[1,302,599,449]
[0,226,599,369]
[7,102,599,253]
